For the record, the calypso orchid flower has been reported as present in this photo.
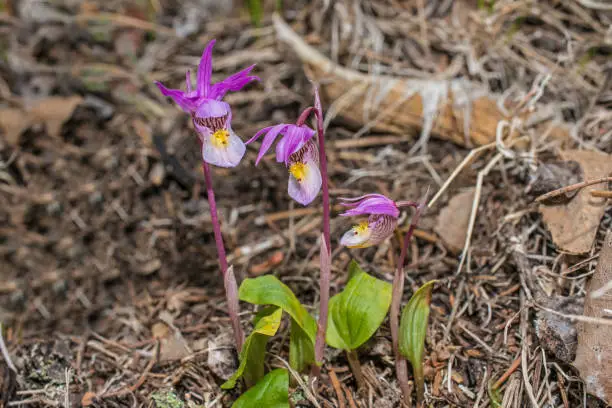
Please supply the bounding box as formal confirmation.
[339,194,417,248]
[246,122,322,206]
[155,40,258,167]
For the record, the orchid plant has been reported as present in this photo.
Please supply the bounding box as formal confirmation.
[340,191,431,405]
[155,41,434,406]
[248,89,331,379]
[155,40,259,352]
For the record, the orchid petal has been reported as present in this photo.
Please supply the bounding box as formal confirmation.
[197,40,216,97]
[338,194,389,204]
[155,81,197,112]
[246,126,273,145]
[201,126,246,168]
[340,226,372,248]
[256,125,287,165]
[338,194,399,218]
[367,214,398,245]
[275,125,315,164]
[185,70,192,93]
[194,99,231,120]
[288,160,322,206]
[209,64,259,100]
[339,214,397,248]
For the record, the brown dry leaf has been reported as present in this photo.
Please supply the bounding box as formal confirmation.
[574,229,612,404]
[0,96,83,145]
[81,391,96,406]
[151,322,169,338]
[540,150,612,254]
[434,188,475,253]
[29,96,83,138]
[0,108,30,145]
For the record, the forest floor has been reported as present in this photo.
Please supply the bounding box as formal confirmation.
[0,0,611,407]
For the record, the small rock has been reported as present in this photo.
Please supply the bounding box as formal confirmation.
[149,162,166,186]
[527,160,582,204]
[159,334,190,362]
[534,295,583,362]
[207,340,237,380]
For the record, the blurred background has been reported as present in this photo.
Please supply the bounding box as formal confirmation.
[0,0,610,407]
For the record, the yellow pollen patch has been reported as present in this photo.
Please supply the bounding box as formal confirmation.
[353,221,370,235]
[289,162,308,182]
[211,129,230,148]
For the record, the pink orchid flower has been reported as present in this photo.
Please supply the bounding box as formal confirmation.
[339,194,417,248]
[155,40,259,167]
[247,124,322,206]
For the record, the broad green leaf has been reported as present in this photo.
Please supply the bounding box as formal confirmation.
[289,318,315,373]
[399,280,437,405]
[239,276,317,341]
[326,263,392,350]
[347,259,362,282]
[232,368,289,408]
[222,307,282,389]
[239,276,317,372]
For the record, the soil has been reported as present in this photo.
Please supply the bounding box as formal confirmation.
[0,1,610,407]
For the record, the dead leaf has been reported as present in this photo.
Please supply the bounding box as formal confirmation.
[574,229,612,405]
[540,150,612,254]
[0,96,83,146]
[81,391,96,406]
[0,108,29,145]
[249,250,285,276]
[434,188,475,253]
[29,96,83,138]
[151,322,169,339]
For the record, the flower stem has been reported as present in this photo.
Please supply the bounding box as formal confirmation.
[202,161,244,353]
[390,192,427,405]
[346,349,366,390]
[312,86,331,380]
[314,88,331,253]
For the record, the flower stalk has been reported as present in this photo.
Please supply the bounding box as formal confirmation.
[202,161,244,352]
[346,349,366,390]
[155,40,257,355]
[312,87,331,378]
[390,192,428,405]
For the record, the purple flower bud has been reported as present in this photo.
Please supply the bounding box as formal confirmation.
[339,194,401,248]
[247,124,321,205]
[155,40,259,168]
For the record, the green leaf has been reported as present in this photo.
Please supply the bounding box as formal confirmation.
[326,263,392,350]
[232,368,289,408]
[222,307,282,389]
[289,318,315,373]
[239,276,317,372]
[347,259,362,282]
[488,380,502,408]
[246,0,263,26]
[399,280,437,405]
